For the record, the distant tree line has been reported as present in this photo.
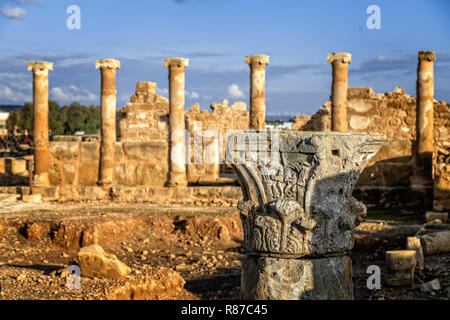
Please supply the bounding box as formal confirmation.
[6,101,101,135]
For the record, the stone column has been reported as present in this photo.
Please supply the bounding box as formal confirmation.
[328,53,352,132]
[204,130,220,182]
[27,61,53,187]
[245,55,269,130]
[415,51,436,183]
[227,131,385,300]
[95,59,120,186]
[164,58,189,187]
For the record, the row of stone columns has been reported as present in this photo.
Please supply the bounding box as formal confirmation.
[327,51,436,188]
[27,51,435,189]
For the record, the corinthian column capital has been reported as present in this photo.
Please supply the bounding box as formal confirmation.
[95,59,121,70]
[327,52,352,64]
[164,57,189,69]
[418,51,436,62]
[27,61,54,75]
[245,55,270,66]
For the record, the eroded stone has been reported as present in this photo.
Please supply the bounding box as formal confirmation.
[77,244,131,280]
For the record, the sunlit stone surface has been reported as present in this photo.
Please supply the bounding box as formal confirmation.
[227,130,385,299]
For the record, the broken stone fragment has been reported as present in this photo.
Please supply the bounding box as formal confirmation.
[420,231,450,255]
[106,267,190,300]
[385,250,416,287]
[77,244,131,280]
[22,194,41,203]
[425,212,448,224]
[421,279,441,292]
[406,237,424,271]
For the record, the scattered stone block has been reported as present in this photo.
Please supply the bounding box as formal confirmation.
[22,194,41,203]
[421,279,441,292]
[425,212,448,224]
[385,250,416,287]
[0,158,5,174]
[11,159,27,175]
[420,231,450,255]
[106,267,190,300]
[77,244,131,280]
[0,194,19,203]
[406,237,424,271]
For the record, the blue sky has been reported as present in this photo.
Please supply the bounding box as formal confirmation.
[0,0,449,116]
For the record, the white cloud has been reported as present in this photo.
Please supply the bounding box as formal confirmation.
[187,91,200,100]
[0,84,31,102]
[227,84,245,99]
[0,6,26,19]
[51,85,97,103]
[156,87,168,97]
[156,88,200,100]
[0,73,32,102]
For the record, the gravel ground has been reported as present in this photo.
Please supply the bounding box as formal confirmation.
[0,201,448,300]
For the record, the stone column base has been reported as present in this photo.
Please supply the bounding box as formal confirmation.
[32,173,49,188]
[241,255,353,300]
[167,172,187,188]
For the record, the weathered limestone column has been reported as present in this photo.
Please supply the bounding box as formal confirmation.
[164,58,189,187]
[328,53,352,132]
[27,62,53,187]
[204,131,220,181]
[245,55,269,130]
[227,131,385,299]
[415,51,436,183]
[95,59,120,186]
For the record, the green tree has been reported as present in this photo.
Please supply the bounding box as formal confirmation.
[6,100,101,135]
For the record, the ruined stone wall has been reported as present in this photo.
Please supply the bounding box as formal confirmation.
[294,87,450,210]
[47,136,168,187]
[42,85,249,188]
[185,100,249,183]
[433,101,450,211]
[0,157,30,186]
[118,82,169,142]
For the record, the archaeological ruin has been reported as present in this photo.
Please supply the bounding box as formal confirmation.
[0,50,449,301]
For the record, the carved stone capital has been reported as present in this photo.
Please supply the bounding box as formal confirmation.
[95,59,121,70]
[227,131,385,258]
[27,61,53,74]
[164,57,189,69]
[245,55,270,66]
[418,51,436,62]
[327,52,352,64]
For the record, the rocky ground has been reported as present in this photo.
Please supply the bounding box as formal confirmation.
[0,201,448,300]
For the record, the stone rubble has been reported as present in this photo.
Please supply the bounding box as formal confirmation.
[77,244,131,280]
[420,231,450,255]
[420,278,441,292]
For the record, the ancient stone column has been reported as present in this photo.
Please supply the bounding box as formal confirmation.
[227,131,385,299]
[27,61,53,187]
[95,59,120,186]
[415,51,436,183]
[164,58,189,187]
[204,130,220,182]
[245,55,269,130]
[328,53,352,132]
